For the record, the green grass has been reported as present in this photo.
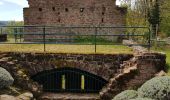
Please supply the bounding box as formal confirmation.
[74,36,118,44]
[0,37,132,54]
[0,44,133,54]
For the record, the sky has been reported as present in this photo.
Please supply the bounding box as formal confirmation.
[0,0,120,21]
[0,0,28,21]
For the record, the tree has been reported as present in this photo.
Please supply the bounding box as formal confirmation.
[5,21,24,37]
[120,0,161,38]
[147,0,161,38]
[159,0,170,37]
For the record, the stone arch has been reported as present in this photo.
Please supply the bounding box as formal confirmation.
[26,60,113,81]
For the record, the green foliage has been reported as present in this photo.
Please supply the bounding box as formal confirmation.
[119,0,170,37]
[148,0,161,38]
[112,90,138,100]
[0,67,14,89]
[4,21,24,38]
[7,21,24,26]
[148,0,160,26]
[130,98,154,100]
[74,36,116,44]
[138,76,170,100]
[160,0,170,37]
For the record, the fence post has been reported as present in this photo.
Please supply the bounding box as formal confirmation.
[154,24,159,50]
[94,27,97,53]
[0,27,2,34]
[43,26,46,52]
[148,27,151,51]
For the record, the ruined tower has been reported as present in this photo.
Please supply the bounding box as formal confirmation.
[24,0,126,26]
[23,0,127,41]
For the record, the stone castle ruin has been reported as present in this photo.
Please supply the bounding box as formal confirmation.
[23,0,127,42]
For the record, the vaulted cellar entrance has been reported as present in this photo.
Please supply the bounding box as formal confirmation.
[31,67,108,93]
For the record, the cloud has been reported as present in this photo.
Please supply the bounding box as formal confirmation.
[2,0,28,7]
[0,1,4,5]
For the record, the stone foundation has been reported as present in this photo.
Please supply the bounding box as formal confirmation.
[0,52,166,100]
[100,52,166,100]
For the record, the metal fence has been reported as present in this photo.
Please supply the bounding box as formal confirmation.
[0,25,151,53]
[31,67,108,93]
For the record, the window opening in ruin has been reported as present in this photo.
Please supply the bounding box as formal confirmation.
[102,18,104,23]
[65,8,69,12]
[37,17,41,20]
[39,8,42,12]
[58,12,60,15]
[102,6,106,15]
[52,7,55,11]
[80,8,84,12]
[102,12,105,15]
[58,18,61,23]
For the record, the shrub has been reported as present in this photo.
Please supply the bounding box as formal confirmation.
[113,90,138,100]
[138,76,170,100]
[0,67,14,89]
[130,98,154,100]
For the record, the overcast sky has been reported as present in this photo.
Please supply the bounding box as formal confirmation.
[0,0,120,21]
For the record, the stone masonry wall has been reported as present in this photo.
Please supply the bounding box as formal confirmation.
[100,52,166,100]
[2,53,132,81]
[24,0,126,26]
[0,52,166,99]
[0,52,132,98]
[23,0,127,41]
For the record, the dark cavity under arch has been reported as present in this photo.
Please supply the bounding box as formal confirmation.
[31,67,108,93]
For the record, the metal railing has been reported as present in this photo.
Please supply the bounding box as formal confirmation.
[0,25,151,53]
[31,67,108,93]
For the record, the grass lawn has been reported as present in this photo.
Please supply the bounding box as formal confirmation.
[0,44,133,54]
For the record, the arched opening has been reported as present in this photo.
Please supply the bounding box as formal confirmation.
[31,67,108,93]
[39,8,42,12]
[52,7,55,11]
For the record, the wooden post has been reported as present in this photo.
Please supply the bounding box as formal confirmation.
[43,26,46,52]
[94,27,97,53]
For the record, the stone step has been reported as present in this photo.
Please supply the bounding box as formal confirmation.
[39,93,100,100]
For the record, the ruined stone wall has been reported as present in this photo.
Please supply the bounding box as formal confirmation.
[100,52,166,100]
[0,52,132,97]
[0,53,132,81]
[0,52,166,99]
[23,0,127,41]
[24,0,126,26]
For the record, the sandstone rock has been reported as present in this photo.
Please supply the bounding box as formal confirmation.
[0,67,14,89]
[0,95,16,100]
[17,70,24,76]
[155,70,166,76]
[17,92,33,100]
